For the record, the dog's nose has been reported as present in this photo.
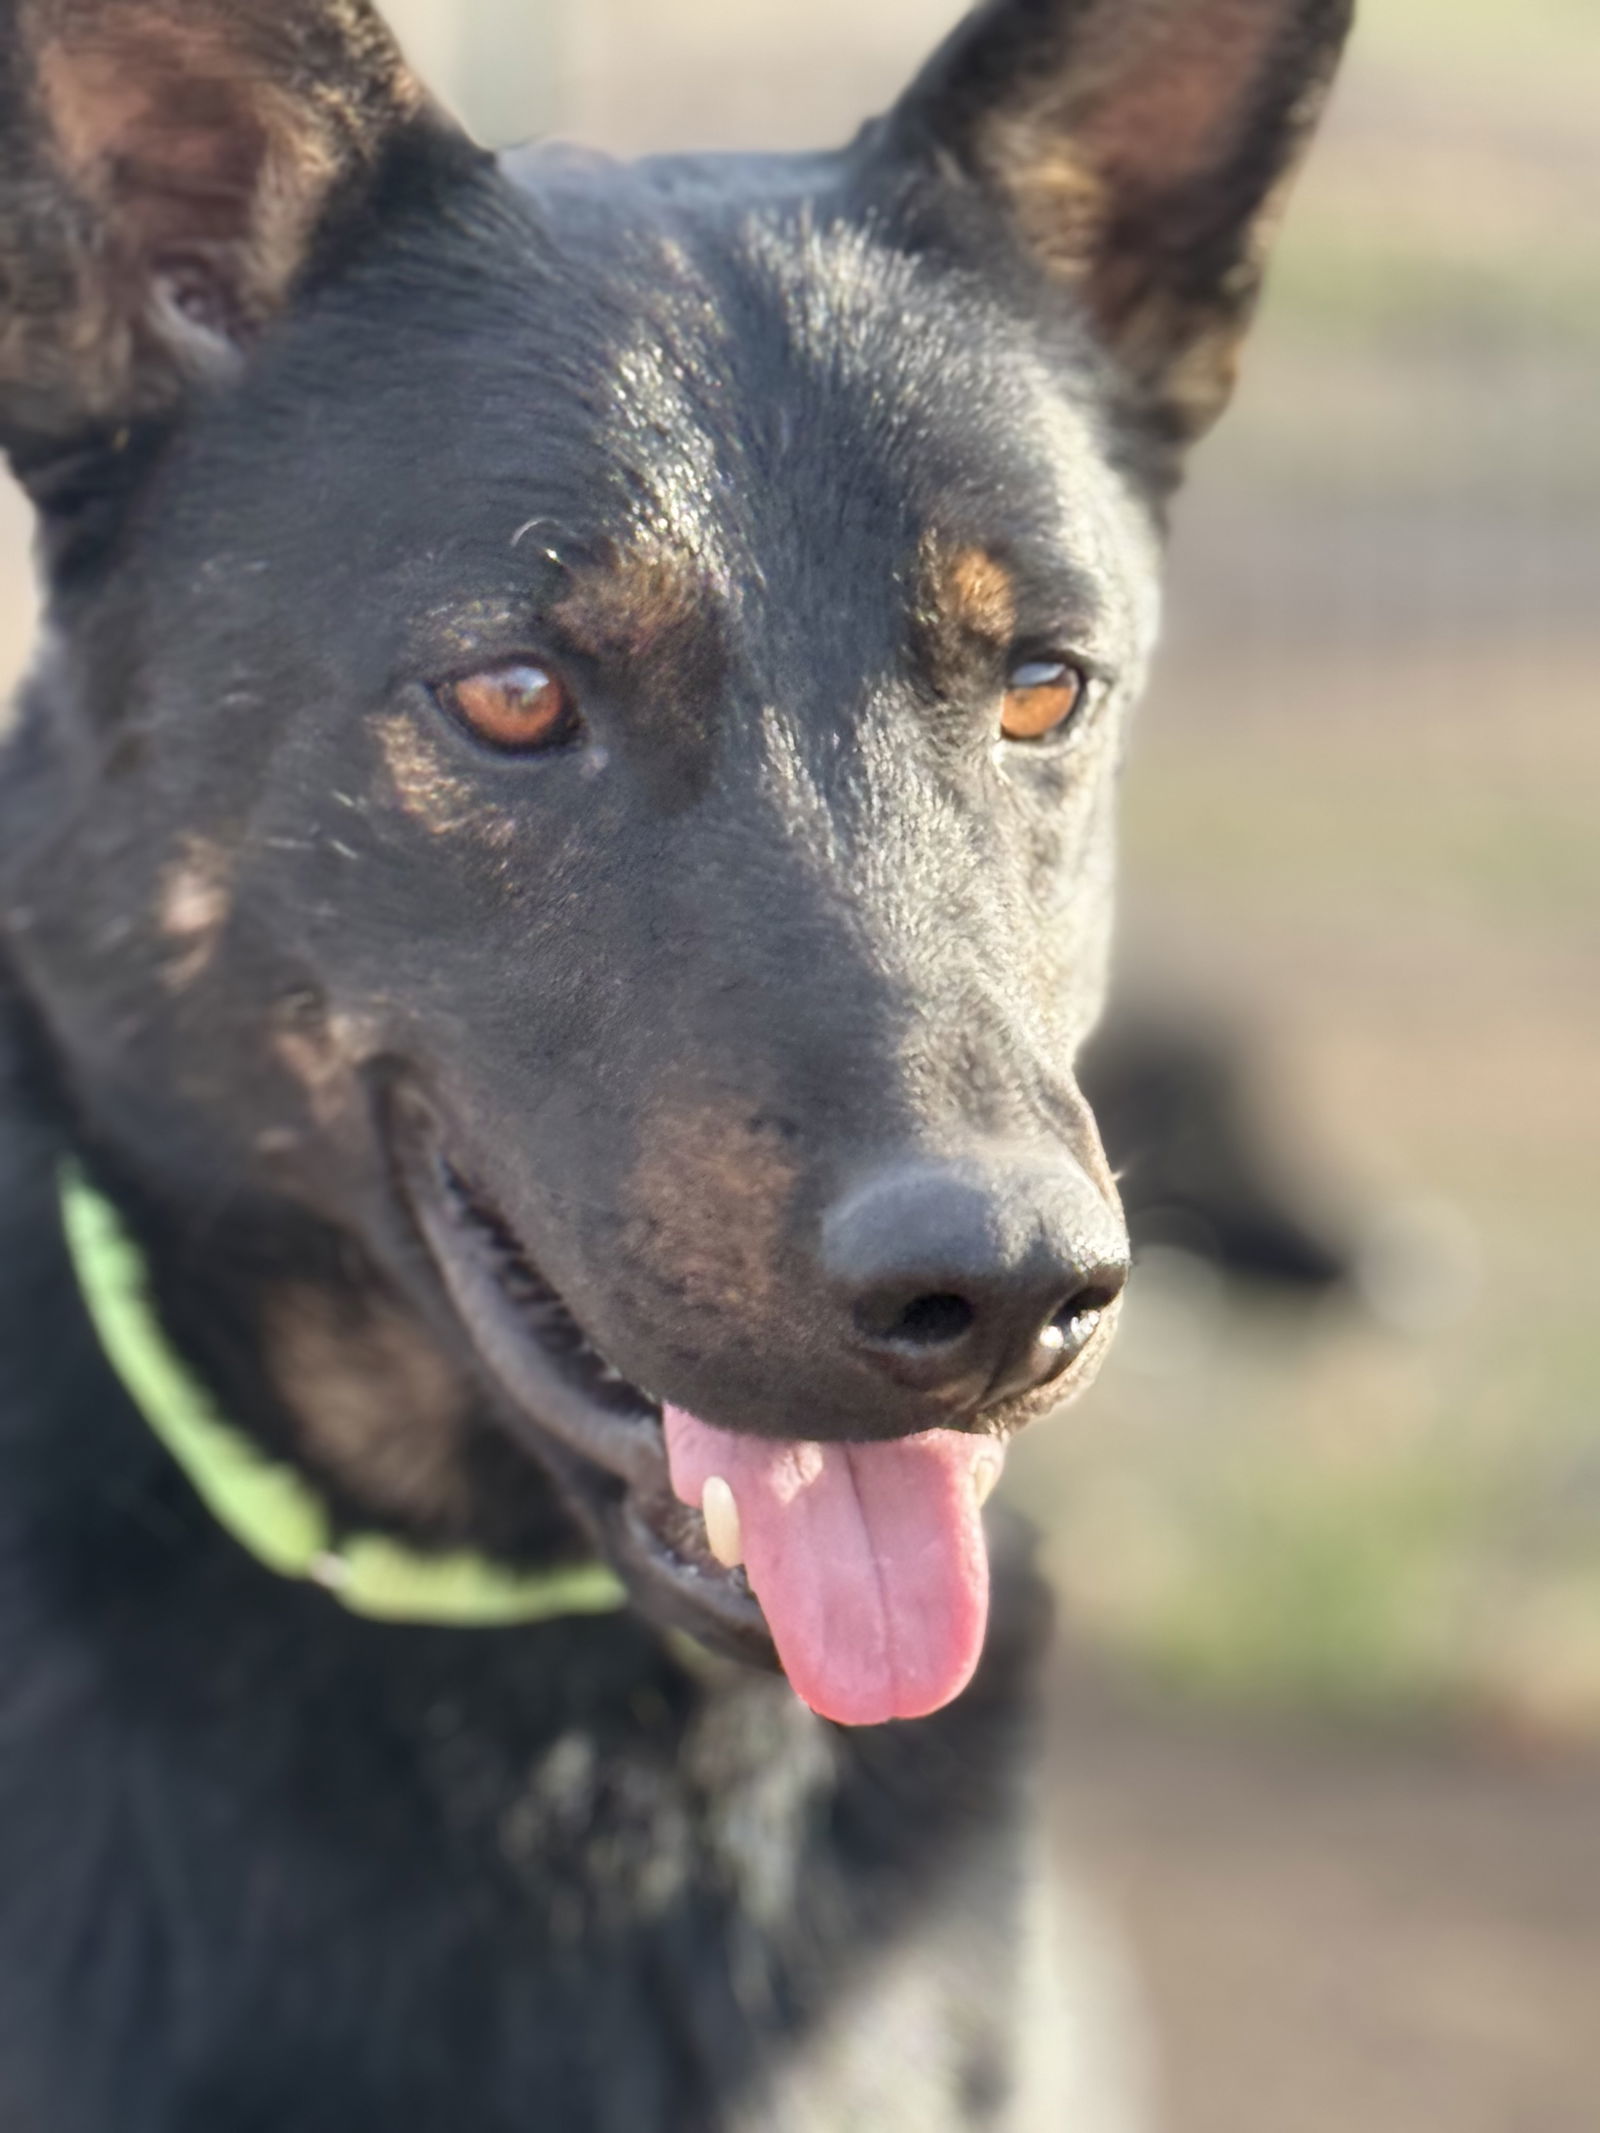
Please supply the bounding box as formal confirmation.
[820,1156,1129,1409]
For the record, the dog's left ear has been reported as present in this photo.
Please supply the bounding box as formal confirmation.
[0,0,464,471]
[871,0,1351,459]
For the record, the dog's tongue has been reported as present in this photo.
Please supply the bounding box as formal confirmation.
[664,1407,996,1728]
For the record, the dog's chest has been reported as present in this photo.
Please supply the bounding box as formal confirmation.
[0,1528,1050,2132]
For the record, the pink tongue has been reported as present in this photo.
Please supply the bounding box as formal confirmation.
[664,1407,996,1728]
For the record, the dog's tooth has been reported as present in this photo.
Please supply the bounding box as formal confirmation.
[973,1450,1005,1510]
[702,1477,745,1570]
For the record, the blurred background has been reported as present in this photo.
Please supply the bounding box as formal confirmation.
[6,2,1595,2125]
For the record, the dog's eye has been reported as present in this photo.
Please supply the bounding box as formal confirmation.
[440,663,582,754]
[1000,660,1088,742]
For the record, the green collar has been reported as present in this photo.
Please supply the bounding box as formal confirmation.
[58,1166,628,1630]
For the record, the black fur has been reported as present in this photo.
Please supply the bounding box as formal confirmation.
[0,2,1349,2125]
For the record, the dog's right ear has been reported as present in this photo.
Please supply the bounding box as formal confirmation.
[0,0,464,479]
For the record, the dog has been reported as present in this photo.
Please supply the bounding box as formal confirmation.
[0,1,1349,2124]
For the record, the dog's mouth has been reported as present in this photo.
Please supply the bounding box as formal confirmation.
[393,1106,772,1669]
[392,1097,1057,1727]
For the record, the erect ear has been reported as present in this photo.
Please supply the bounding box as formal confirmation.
[0,0,459,468]
[875,0,1351,460]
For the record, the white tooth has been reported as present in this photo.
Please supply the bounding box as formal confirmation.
[702,1477,745,1570]
[974,1450,1005,1509]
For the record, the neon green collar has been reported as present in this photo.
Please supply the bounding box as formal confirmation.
[58,1166,628,1629]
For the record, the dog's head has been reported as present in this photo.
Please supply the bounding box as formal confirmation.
[0,0,1348,1723]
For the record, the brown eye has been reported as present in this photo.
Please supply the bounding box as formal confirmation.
[441,663,581,753]
[1000,659,1088,742]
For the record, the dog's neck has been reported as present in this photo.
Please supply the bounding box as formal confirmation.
[59,1166,628,1626]
[115,1180,594,1573]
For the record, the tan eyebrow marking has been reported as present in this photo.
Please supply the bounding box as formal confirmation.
[554,548,720,680]
[553,545,728,805]
[914,540,1019,694]
[936,544,1019,645]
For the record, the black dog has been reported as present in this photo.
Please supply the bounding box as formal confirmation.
[0,1,1348,2124]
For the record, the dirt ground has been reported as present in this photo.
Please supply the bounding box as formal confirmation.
[1049,1656,1600,2133]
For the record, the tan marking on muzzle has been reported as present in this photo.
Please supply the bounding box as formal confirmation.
[623,1102,802,1323]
